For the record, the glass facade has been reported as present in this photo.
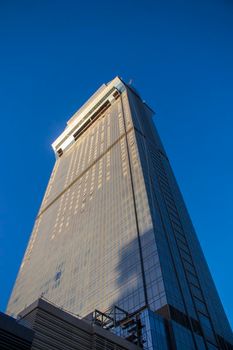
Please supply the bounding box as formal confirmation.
[7,77,232,349]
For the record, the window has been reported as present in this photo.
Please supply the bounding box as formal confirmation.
[194,297,208,315]
[190,284,203,300]
[187,272,199,287]
[55,271,62,281]
[183,260,196,275]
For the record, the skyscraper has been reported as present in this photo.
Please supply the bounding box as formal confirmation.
[7,77,232,349]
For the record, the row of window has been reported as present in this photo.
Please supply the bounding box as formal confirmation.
[151,149,219,346]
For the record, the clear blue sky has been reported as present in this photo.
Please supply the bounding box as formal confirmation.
[0,0,232,326]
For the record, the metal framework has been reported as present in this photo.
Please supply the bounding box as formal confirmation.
[92,305,145,347]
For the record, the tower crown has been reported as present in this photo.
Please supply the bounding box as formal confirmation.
[52,77,124,158]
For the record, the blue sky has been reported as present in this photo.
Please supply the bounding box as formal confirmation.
[0,0,233,326]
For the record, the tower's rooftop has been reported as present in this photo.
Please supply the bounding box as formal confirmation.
[52,76,153,158]
[52,76,124,157]
[66,76,123,127]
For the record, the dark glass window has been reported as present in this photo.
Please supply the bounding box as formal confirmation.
[55,271,62,281]
[194,297,208,315]
[190,284,203,300]
[187,272,199,287]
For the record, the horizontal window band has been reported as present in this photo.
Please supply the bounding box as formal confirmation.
[73,101,111,142]
[55,87,117,150]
